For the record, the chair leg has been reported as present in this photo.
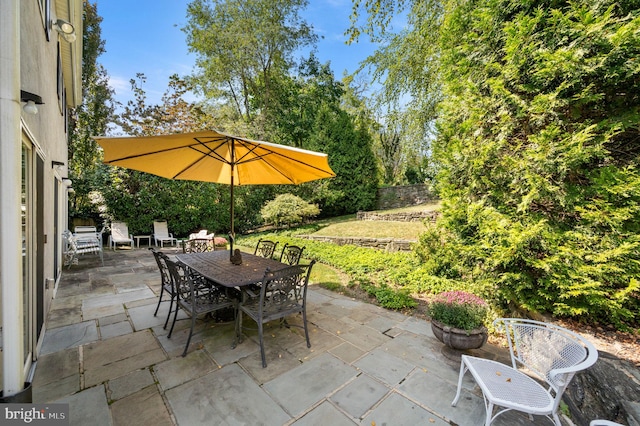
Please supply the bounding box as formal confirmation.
[485,402,494,426]
[302,309,311,348]
[168,303,180,338]
[182,315,196,357]
[258,321,267,368]
[451,358,468,406]
[154,285,165,316]
[163,295,174,329]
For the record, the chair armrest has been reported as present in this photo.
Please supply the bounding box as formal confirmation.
[243,287,258,299]
[548,345,599,385]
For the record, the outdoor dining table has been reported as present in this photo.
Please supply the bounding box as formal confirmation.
[175,250,288,288]
[175,250,306,357]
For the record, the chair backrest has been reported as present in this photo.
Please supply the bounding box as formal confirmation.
[259,261,316,314]
[183,238,214,253]
[254,239,278,259]
[111,221,130,240]
[149,248,172,289]
[153,220,171,238]
[74,225,97,234]
[64,233,78,251]
[165,258,192,302]
[279,243,305,265]
[496,318,598,396]
[189,229,214,240]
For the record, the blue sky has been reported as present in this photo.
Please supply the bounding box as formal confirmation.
[98,0,380,107]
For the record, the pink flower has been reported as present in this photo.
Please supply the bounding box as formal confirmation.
[431,290,486,307]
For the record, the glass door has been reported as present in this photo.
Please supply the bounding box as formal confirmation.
[21,143,33,369]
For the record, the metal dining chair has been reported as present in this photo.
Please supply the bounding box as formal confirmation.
[182,238,214,253]
[166,258,237,357]
[254,238,278,259]
[235,261,316,367]
[149,248,175,329]
[279,243,305,265]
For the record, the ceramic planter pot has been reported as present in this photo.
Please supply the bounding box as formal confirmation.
[431,319,488,350]
[0,382,32,403]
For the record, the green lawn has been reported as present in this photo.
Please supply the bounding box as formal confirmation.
[310,220,427,240]
[308,202,438,240]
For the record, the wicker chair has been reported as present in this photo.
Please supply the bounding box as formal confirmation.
[451,318,598,426]
[236,261,315,367]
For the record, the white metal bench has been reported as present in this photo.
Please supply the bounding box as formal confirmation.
[451,318,598,426]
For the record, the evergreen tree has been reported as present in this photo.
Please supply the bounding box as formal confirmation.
[309,104,379,216]
[418,0,640,327]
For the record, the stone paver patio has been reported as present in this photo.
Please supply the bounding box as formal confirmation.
[33,247,568,425]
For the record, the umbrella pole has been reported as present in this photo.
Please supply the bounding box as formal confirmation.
[229,176,234,261]
[229,139,235,261]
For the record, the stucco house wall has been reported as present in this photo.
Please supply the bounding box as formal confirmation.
[0,0,82,399]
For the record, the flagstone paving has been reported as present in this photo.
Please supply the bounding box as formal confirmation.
[33,248,568,425]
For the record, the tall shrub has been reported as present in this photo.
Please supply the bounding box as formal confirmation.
[309,104,379,216]
[417,0,640,327]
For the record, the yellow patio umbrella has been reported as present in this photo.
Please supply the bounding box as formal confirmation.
[94,130,336,254]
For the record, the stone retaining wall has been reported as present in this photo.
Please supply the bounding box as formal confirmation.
[376,184,436,210]
[300,235,414,252]
[357,210,439,222]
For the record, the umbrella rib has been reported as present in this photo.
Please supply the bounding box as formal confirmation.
[157,138,229,179]
[169,136,235,179]
[103,144,191,163]
[191,137,233,165]
[234,139,335,183]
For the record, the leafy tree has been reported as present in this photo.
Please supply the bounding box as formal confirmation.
[100,166,231,236]
[68,1,115,222]
[264,54,346,148]
[376,124,403,184]
[183,0,316,137]
[347,0,444,175]
[417,0,640,327]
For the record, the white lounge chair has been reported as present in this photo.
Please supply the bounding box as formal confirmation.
[63,230,104,267]
[451,318,598,426]
[188,229,214,240]
[108,221,134,250]
[153,220,177,248]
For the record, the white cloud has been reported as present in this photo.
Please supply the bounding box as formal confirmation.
[108,75,131,97]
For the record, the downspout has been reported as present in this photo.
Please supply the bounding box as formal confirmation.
[0,0,25,396]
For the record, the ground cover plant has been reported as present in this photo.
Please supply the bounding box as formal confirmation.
[237,214,488,313]
[239,194,639,334]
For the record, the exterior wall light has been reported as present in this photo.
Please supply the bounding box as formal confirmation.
[52,19,76,43]
[20,90,44,115]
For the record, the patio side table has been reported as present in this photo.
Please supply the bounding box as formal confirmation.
[134,235,151,248]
